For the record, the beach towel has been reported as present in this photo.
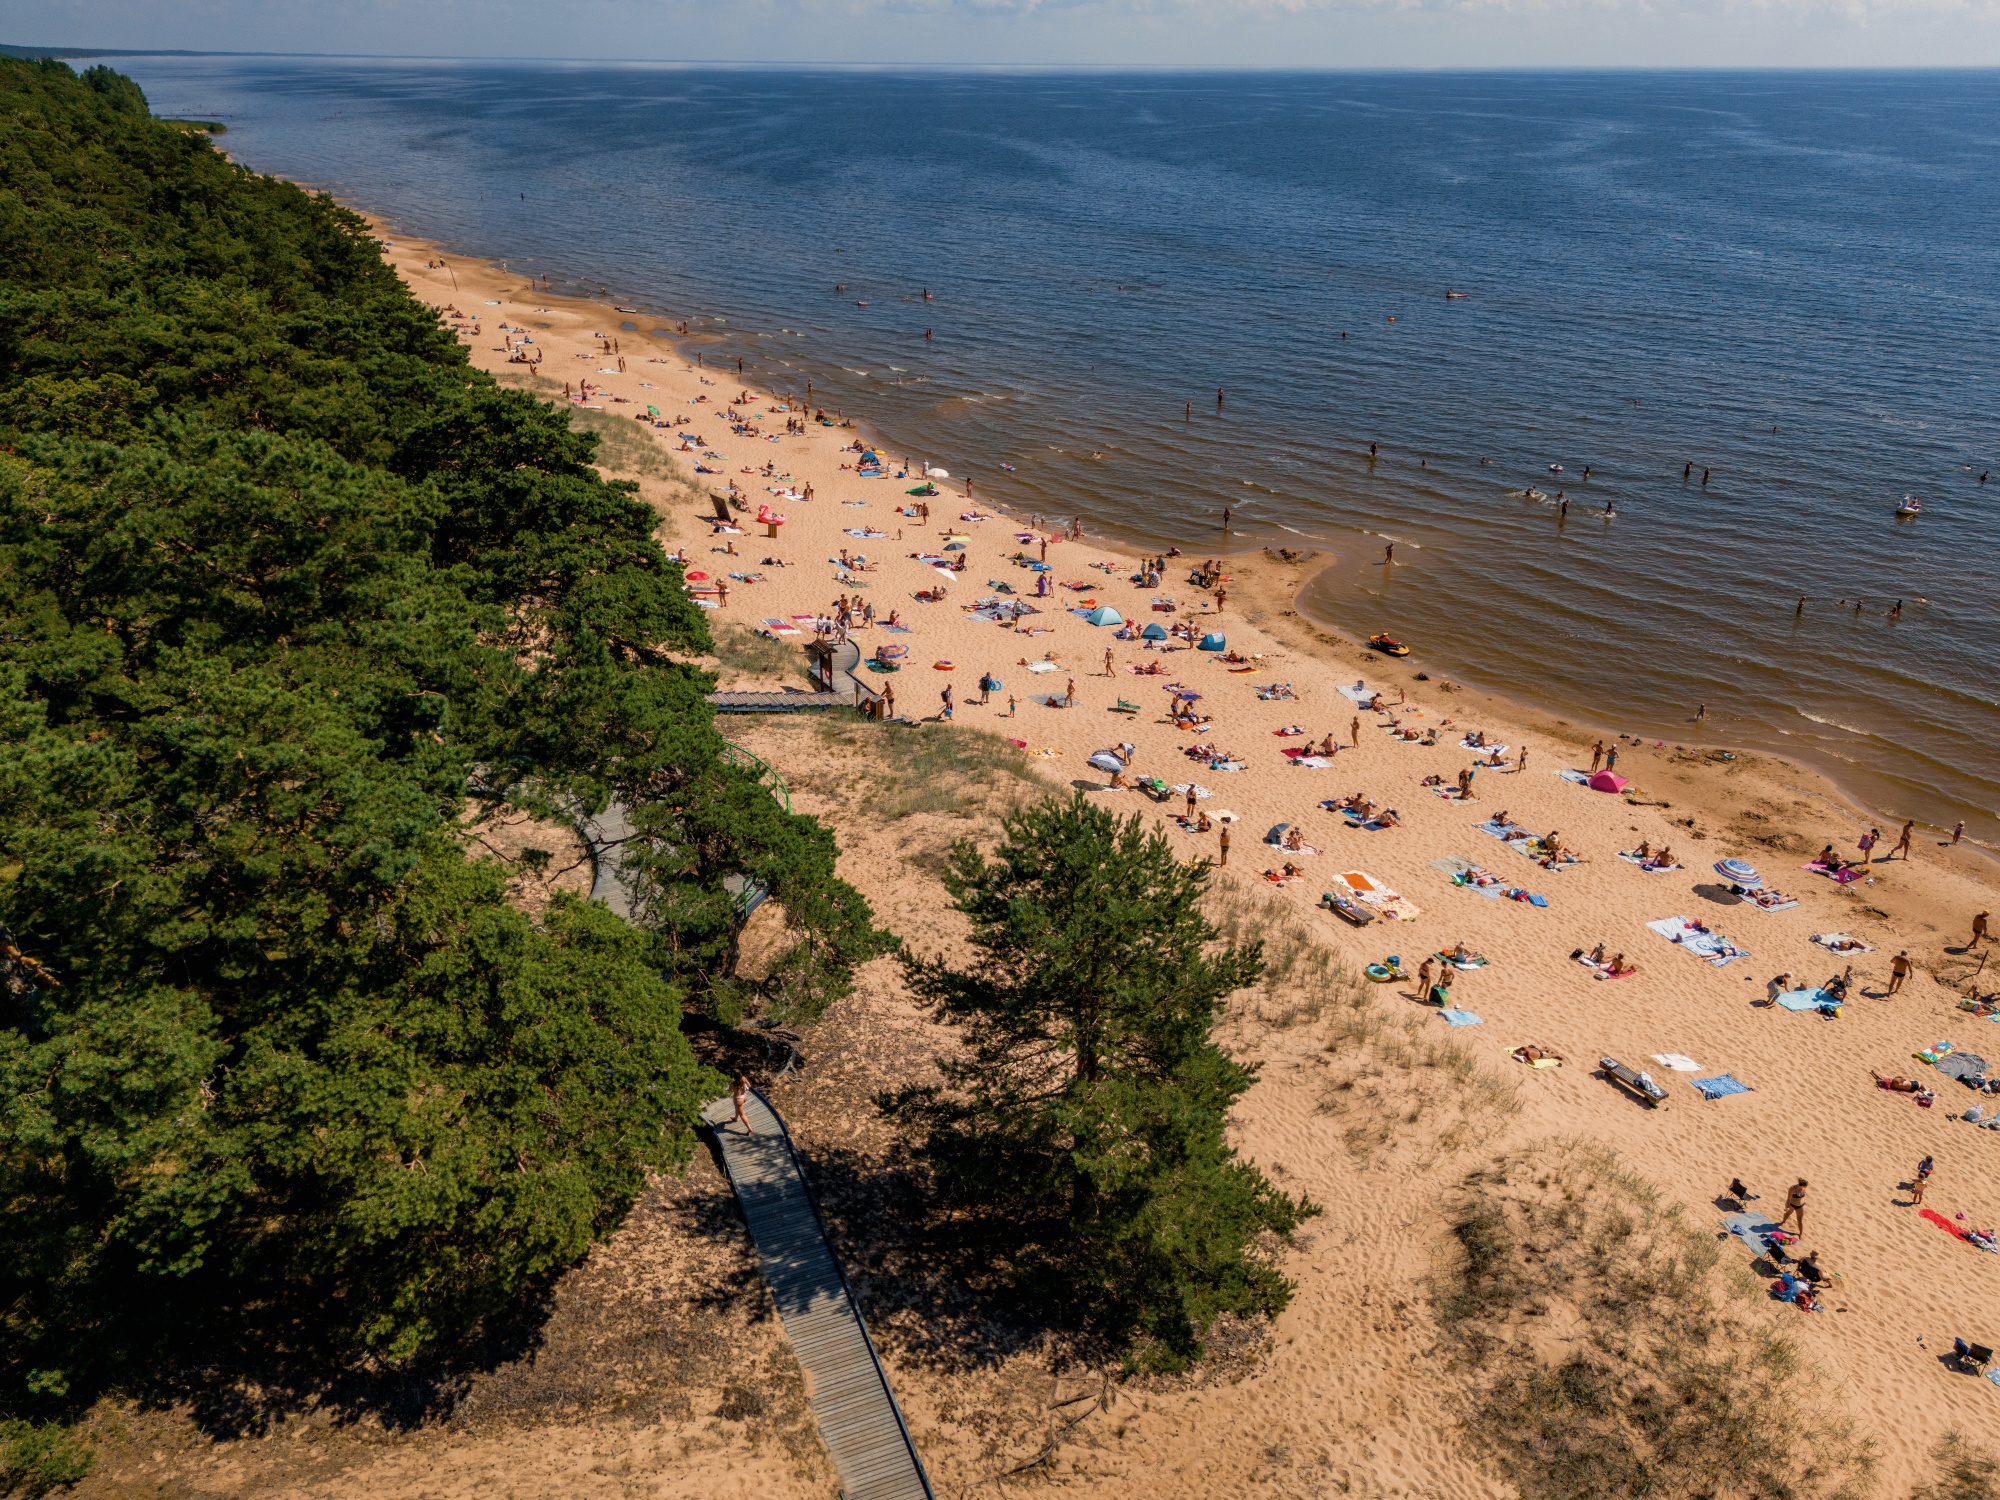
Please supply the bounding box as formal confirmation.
[1618,851,1684,872]
[760,618,802,635]
[1803,860,1863,886]
[1650,1053,1704,1072]
[1722,1211,1782,1254]
[1503,888,1550,907]
[1429,855,1481,877]
[1691,1074,1753,1100]
[1558,769,1591,785]
[1812,932,1872,953]
[1438,1009,1483,1027]
[1935,1051,1988,1080]
[1459,737,1509,755]
[1294,756,1333,769]
[1336,682,1375,706]
[1025,661,1060,673]
[1776,987,1840,1012]
[1169,783,1214,800]
[1645,916,1749,967]
[1916,1209,1995,1252]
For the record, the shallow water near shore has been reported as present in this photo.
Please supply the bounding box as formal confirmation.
[125,59,2000,834]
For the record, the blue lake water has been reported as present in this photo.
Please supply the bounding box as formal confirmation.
[123,59,2000,834]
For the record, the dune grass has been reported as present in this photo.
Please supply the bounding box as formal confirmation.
[1433,1139,1876,1500]
[1915,1435,2000,1500]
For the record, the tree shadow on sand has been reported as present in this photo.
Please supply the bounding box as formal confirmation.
[777,1137,1112,1378]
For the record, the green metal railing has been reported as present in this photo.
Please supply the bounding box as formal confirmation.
[720,739,792,814]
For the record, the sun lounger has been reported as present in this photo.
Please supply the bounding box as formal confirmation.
[1600,1056,1668,1108]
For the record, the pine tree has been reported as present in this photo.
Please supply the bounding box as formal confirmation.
[885,795,1316,1364]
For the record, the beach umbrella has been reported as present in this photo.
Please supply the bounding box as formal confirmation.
[646,404,660,415]
[686,570,709,581]
[1084,605,1123,626]
[1587,770,1629,793]
[933,567,957,583]
[1088,750,1124,773]
[1141,623,1169,640]
[1198,632,1226,651]
[1174,689,1202,701]
[1714,858,1762,888]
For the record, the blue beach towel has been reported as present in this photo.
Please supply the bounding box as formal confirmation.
[1691,1074,1753,1100]
[1438,1009,1483,1027]
[1558,768,1591,784]
[1721,1210,1781,1253]
[1776,987,1838,1012]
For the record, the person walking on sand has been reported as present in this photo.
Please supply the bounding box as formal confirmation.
[1218,822,1230,867]
[1104,647,1114,677]
[1952,820,1965,846]
[1888,949,1913,994]
[1008,694,1018,716]
[940,683,953,721]
[1351,715,1361,748]
[1186,785,1198,819]
[1858,827,1880,862]
[1972,910,1990,946]
[1910,1155,1933,1206]
[1214,588,1226,612]
[731,1073,755,1136]
[1892,819,1915,860]
[1779,1179,1808,1235]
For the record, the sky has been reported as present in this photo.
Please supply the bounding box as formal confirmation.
[5,0,2000,69]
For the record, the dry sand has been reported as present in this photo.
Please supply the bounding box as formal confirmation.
[69,224,2000,1500]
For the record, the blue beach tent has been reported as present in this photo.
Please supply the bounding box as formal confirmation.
[1084,605,1124,626]
[1198,632,1226,651]
[1141,623,1169,641]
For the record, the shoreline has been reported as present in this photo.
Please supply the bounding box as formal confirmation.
[355,199,1991,855]
[361,206,2000,926]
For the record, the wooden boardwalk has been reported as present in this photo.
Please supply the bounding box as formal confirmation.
[703,1090,934,1500]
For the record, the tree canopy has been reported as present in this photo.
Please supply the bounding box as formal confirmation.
[885,795,1316,1365]
[0,56,875,1411]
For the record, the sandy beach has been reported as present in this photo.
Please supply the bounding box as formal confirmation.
[76,221,2000,1499]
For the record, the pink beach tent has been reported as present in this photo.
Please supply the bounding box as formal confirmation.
[1587,770,1630,793]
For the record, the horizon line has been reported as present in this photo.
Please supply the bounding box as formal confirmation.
[11,48,2000,73]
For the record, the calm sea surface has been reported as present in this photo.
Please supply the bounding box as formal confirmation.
[123,60,2000,834]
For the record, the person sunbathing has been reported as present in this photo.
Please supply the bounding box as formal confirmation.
[1607,952,1637,976]
[1649,845,1677,868]
[1196,810,1213,833]
[1511,1045,1564,1065]
[1355,798,1377,821]
[1320,733,1338,756]
[1376,807,1402,828]
[1450,941,1485,965]
[1420,729,1440,745]
[1634,838,1654,860]
[1466,729,1487,747]
[1284,827,1306,851]
[1872,1072,1923,1092]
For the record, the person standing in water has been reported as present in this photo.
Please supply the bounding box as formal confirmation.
[1384,542,1394,565]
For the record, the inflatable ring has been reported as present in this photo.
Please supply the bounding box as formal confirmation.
[1364,963,1397,983]
[934,660,954,670]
